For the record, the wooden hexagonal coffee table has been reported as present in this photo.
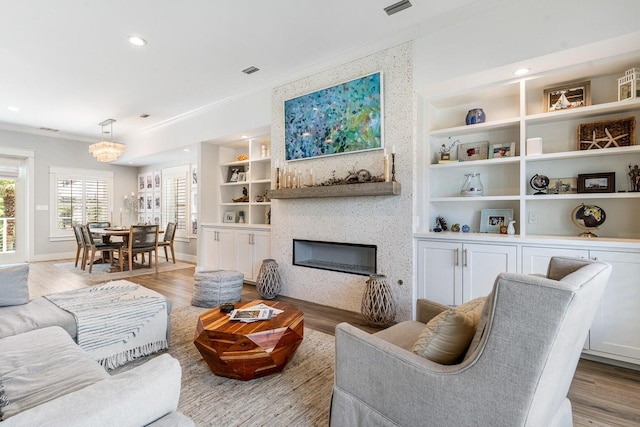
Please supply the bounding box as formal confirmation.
[194,300,304,381]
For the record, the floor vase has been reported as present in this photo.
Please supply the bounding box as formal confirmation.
[256,259,281,299]
[361,274,396,327]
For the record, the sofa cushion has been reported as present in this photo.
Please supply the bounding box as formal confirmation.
[2,354,183,427]
[0,326,108,420]
[0,264,29,307]
[412,297,485,364]
[0,297,77,340]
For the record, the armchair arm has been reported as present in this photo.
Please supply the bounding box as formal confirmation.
[415,298,449,323]
[332,322,483,427]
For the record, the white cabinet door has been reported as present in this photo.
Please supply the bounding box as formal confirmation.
[233,229,271,282]
[462,243,517,302]
[216,228,236,270]
[234,230,254,280]
[521,246,589,275]
[251,231,271,280]
[416,240,461,306]
[200,226,219,269]
[589,250,640,362]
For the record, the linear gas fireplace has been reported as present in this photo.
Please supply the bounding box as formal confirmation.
[292,239,377,276]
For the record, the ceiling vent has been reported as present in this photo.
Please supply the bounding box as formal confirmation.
[384,0,412,15]
[39,127,59,132]
[242,66,260,75]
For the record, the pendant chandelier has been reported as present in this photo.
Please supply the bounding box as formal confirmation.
[89,118,125,162]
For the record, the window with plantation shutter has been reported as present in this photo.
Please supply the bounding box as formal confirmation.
[161,165,193,240]
[49,167,113,240]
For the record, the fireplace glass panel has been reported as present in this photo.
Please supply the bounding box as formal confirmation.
[293,239,376,276]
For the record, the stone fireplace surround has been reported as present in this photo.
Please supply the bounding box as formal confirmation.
[270,42,414,321]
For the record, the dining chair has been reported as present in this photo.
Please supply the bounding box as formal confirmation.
[158,222,176,263]
[119,224,159,273]
[79,225,122,273]
[72,224,86,268]
[87,221,111,243]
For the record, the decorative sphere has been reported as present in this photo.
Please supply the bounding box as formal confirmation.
[572,204,606,229]
[530,174,550,191]
[461,225,470,232]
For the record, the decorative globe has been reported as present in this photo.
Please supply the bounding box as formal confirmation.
[571,204,606,237]
[530,174,550,195]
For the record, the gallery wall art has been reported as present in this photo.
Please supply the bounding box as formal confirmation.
[284,72,383,161]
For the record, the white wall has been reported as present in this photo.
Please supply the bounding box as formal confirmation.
[0,129,138,261]
[270,42,415,321]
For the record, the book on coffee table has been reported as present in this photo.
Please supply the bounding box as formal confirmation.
[229,308,273,323]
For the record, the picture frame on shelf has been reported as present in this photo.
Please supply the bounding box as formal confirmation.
[578,172,616,193]
[543,81,591,112]
[223,211,236,223]
[577,117,636,150]
[480,209,514,233]
[489,142,515,158]
[237,172,246,182]
[226,165,245,182]
[457,141,488,162]
[548,177,577,194]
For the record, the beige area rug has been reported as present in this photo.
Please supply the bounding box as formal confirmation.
[53,259,195,283]
[115,305,335,427]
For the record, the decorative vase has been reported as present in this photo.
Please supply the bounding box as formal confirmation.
[256,259,281,299]
[460,173,484,196]
[507,220,516,235]
[361,274,396,327]
[465,108,486,125]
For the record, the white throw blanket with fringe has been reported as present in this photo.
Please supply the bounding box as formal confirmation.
[44,280,168,369]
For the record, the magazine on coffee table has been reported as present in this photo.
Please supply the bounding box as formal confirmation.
[229,307,273,323]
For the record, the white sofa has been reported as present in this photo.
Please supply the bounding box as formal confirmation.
[0,264,193,426]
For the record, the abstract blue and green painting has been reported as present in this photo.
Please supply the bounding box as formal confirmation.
[284,72,382,161]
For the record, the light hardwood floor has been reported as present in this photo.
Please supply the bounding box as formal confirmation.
[28,261,640,426]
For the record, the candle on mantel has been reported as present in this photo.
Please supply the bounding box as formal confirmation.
[392,145,396,154]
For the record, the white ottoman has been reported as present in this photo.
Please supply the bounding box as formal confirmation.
[191,268,244,308]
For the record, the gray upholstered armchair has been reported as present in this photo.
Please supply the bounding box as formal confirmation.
[330,257,612,426]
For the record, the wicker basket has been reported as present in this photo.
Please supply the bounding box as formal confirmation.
[361,274,396,327]
[578,116,636,150]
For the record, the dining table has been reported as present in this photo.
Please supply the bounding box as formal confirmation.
[89,227,164,271]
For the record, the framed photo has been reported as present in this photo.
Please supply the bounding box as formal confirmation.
[489,142,515,158]
[480,209,514,233]
[138,174,145,191]
[578,117,636,150]
[284,72,383,161]
[548,177,577,194]
[227,165,244,182]
[154,170,161,189]
[223,211,236,223]
[237,172,246,182]
[458,141,488,162]
[145,172,153,189]
[578,172,616,193]
[543,81,591,112]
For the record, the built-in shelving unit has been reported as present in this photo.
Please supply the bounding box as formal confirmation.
[421,54,640,242]
[218,136,272,225]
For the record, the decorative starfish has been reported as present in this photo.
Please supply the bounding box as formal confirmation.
[581,129,628,149]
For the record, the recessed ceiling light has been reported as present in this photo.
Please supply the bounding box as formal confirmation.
[139,113,150,118]
[183,148,190,152]
[7,106,20,112]
[241,135,249,139]
[128,35,147,46]
[514,68,531,76]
